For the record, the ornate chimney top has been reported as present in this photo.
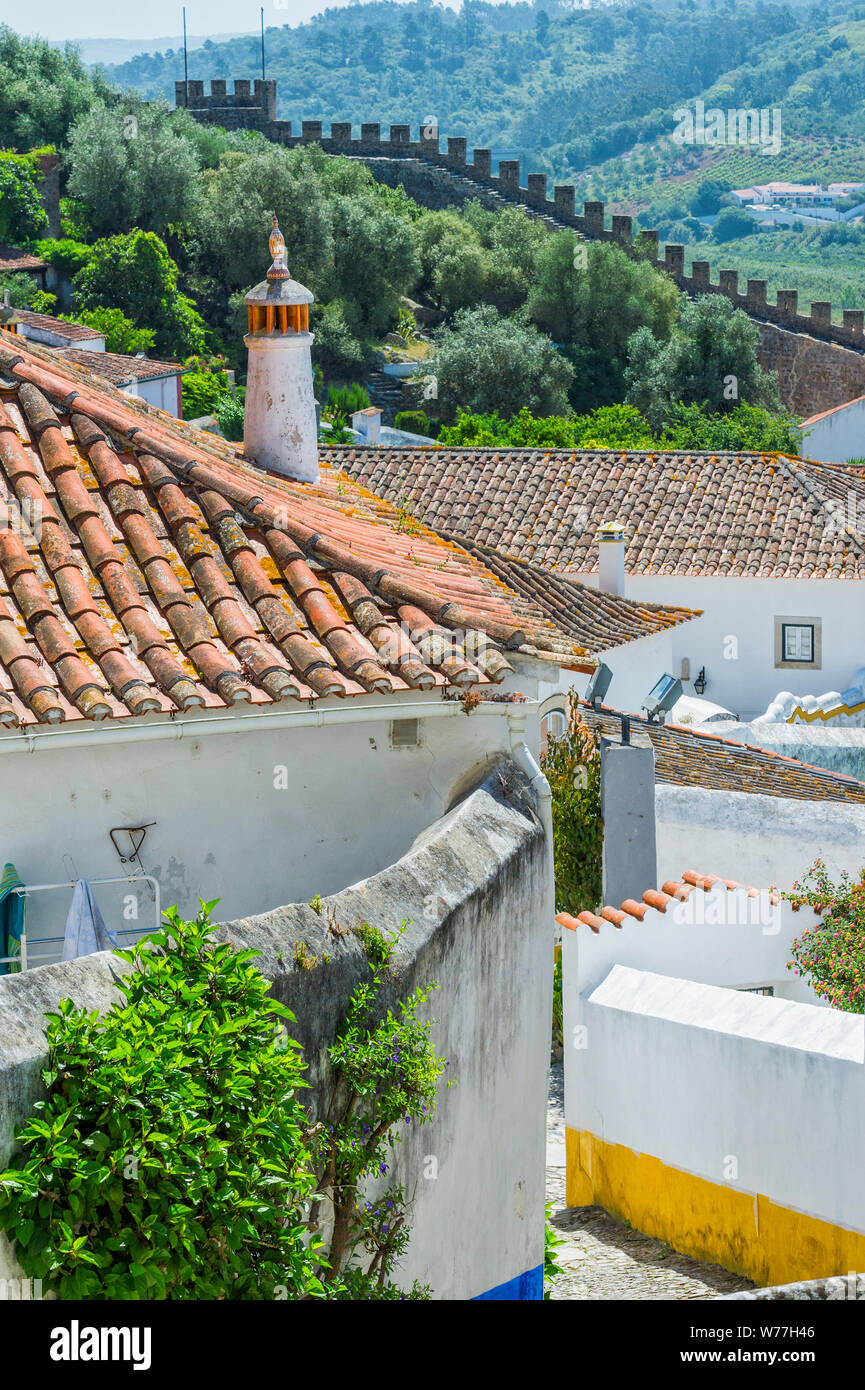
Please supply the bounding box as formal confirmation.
[267,214,289,283]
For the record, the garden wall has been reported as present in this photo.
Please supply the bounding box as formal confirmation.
[563,938,865,1286]
[0,759,552,1301]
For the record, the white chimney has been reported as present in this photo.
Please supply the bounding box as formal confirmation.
[243,216,319,483]
[597,522,625,596]
[351,406,382,444]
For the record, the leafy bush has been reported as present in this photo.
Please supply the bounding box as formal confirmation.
[326,381,370,416]
[182,369,231,420]
[214,389,245,443]
[540,692,603,917]
[63,306,155,357]
[73,229,206,359]
[28,291,56,314]
[782,859,865,1013]
[0,903,325,1299]
[33,237,92,279]
[394,409,436,438]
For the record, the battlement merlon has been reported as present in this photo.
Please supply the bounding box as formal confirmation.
[171,93,865,351]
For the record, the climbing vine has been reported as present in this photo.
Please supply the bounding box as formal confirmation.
[540,689,603,917]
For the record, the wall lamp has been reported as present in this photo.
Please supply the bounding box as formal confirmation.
[693,666,708,696]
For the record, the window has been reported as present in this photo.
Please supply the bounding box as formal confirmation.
[774,615,821,670]
[738,986,774,997]
[782,623,813,663]
[540,707,566,753]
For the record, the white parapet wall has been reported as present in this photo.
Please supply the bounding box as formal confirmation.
[562,879,865,1286]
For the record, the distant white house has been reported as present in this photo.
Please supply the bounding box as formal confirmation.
[0,303,187,417]
[799,394,865,464]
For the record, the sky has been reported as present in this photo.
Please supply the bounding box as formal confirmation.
[9,0,464,44]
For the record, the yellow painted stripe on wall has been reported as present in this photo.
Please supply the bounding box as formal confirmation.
[566,1127,865,1287]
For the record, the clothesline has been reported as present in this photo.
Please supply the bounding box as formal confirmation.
[0,875,161,971]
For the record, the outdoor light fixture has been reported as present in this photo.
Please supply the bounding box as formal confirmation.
[584,661,612,709]
[641,674,682,724]
[693,666,708,696]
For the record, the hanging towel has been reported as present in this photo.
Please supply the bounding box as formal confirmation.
[0,863,25,975]
[62,880,119,962]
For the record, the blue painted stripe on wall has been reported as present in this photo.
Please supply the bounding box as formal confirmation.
[473,1263,544,1301]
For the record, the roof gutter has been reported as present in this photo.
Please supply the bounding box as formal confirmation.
[0,695,532,757]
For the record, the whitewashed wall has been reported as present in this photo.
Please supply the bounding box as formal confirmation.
[537,627,676,723]
[566,575,865,722]
[656,784,865,899]
[565,963,865,1252]
[0,698,529,966]
[799,399,865,463]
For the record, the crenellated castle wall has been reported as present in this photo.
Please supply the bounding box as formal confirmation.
[176,83,865,417]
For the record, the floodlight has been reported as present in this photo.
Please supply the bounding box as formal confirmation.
[584,661,612,709]
[641,674,682,724]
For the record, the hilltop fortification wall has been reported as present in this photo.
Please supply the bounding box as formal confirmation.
[177,82,865,417]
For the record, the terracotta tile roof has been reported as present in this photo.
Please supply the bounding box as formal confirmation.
[800,394,865,427]
[0,330,593,728]
[331,444,865,580]
[556,871,779,935]
[445,536,699,651]
[0,245,47,275]
[52,348,187,386]
[579,704,865,803]
[14,310,103,343]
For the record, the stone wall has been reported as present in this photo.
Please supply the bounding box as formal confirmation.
[0,759,552,1301]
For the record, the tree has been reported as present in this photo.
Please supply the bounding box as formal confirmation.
[689,176,733,216]
[625,294,780,429]
[712,206,758,242]
[0,152,48,246]
[413,210,486,311]
[193,144,334,297]
[73,230,206,359]
[66,102,200,239]
[0,28,108,150]
[541,692,603,917]
[329,194,419,341]
[420,305,574,421]
[528,236,681,410]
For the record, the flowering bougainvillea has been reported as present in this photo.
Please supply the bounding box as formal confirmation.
[782,858,865,1014]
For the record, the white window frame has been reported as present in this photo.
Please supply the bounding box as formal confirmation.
[774,615,821,670]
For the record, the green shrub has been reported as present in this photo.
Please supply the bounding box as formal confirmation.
[0,903,325,1300]
[62,306,155,357]
[33,237,92,279]
[326,381,370,416]
[182,369,230,420]
[214,389,245,443]
[394,409,436,438]
[541,692,603,917]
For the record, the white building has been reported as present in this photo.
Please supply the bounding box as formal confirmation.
[799,394,865,464]
[338,445,865,722]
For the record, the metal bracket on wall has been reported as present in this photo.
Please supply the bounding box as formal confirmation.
[109,823,156,890]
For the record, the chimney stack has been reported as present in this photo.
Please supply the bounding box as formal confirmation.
[243,216,318,483]
[600,731,657,910]
[351,406,382,445]
[597,522,625,596]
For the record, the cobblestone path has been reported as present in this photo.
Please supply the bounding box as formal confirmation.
[546,1062,754,1300]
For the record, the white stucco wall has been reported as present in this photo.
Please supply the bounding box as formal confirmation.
[567,574,865,722]
[0,698,529,967]
[127,375,181,417]
[565,963,865,1234]
[656,784,865,898]
[799,400,865,463]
